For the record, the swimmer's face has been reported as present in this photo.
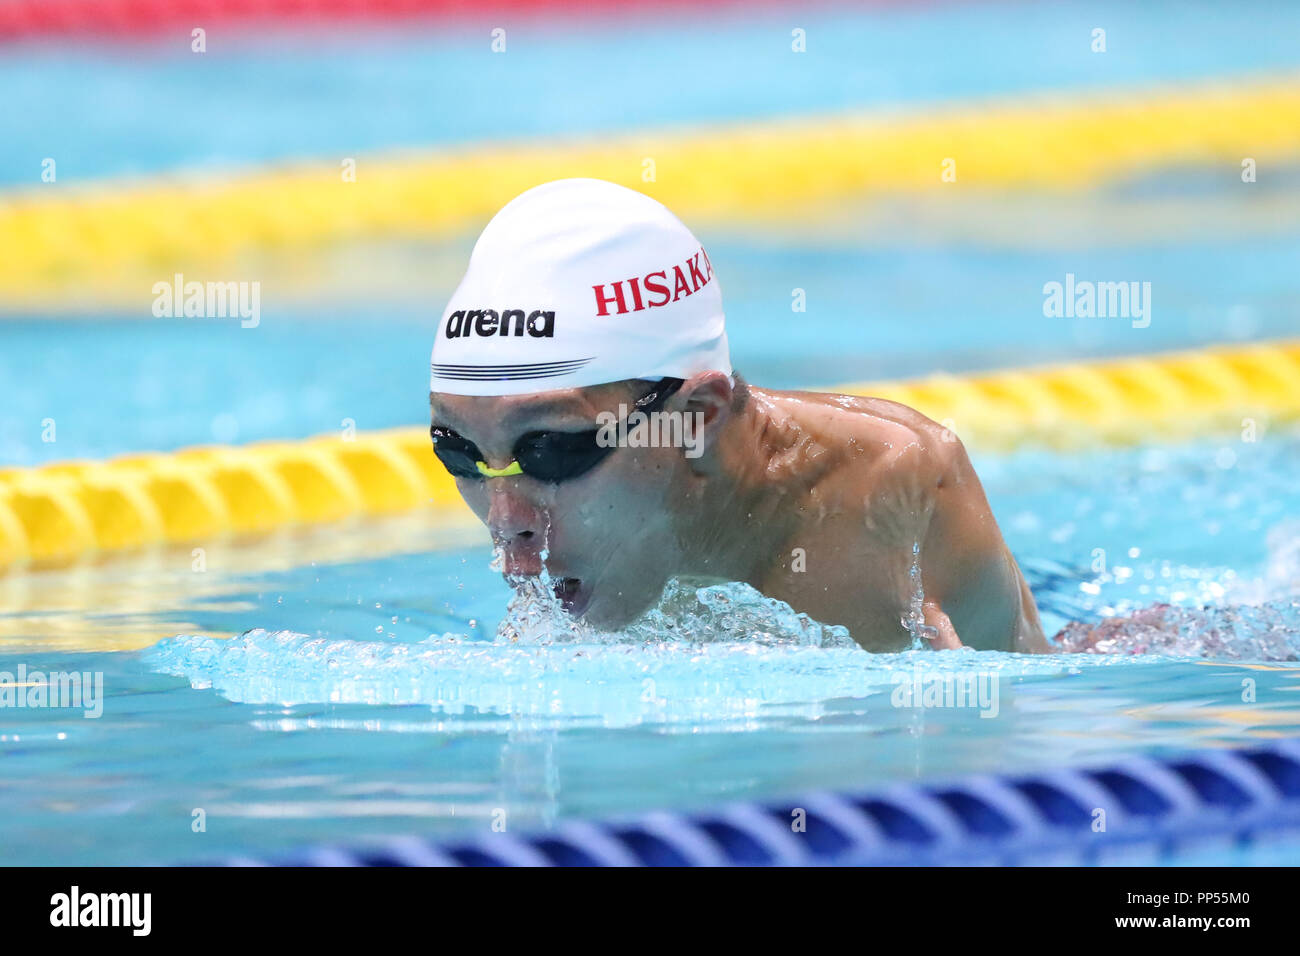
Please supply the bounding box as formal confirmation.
[429,375,729,629]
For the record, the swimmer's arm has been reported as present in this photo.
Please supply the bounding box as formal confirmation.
[916,431,1040,651]
[919,601,963,650]
[855,403,1043,651]
[863,438,966,650]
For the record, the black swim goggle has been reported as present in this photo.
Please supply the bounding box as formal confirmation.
[430,378,685,483]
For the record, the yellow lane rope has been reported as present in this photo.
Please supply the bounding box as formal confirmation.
[2,75,1298,303]
[2,339,1297,571]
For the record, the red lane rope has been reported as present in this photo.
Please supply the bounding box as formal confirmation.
[0,0,772,40]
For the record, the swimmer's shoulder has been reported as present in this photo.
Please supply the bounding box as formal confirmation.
[763,386,965,474]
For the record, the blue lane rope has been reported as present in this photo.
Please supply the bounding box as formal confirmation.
[201,739,1300,866]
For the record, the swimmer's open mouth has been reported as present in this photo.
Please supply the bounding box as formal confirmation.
[553,577,590,616]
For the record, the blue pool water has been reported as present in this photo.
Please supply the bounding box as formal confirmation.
[3,185,1299,863]
[4,1,1300,185]
[3,0,1300,868]
[2,424,1298,865]
[4,224,1300,466]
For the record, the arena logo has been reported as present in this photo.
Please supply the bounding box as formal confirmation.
[592,246,714,316]
[152,273,260,328]
[445,309,555,338]
[1042,273,1151,328]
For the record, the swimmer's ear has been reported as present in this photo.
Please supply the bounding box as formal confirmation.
[677,371,734,457]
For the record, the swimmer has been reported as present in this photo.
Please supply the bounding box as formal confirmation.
[428,179,1049,653]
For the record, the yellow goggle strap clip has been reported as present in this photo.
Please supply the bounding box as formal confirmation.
[476,460,524,478]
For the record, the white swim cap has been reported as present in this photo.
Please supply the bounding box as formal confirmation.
[430,178,731,395]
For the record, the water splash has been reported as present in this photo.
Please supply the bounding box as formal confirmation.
[901,538,939,649]
[495,572,592,645]
[497,574,856,648]
[140,625,1153,727]
[140,522,1300,728]
[636,578,858,647]
[1228,519,1300,606]
[1055,598,1300,660]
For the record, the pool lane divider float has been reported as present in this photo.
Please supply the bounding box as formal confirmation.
[0,0,731,41]
[204,737,1300,865]
[2,339,1298,572]
[3,75,1300,305]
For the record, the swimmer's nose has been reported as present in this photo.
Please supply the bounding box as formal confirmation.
[487,489,546,576]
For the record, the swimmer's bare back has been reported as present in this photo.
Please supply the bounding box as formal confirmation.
[738,385,1050,654]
